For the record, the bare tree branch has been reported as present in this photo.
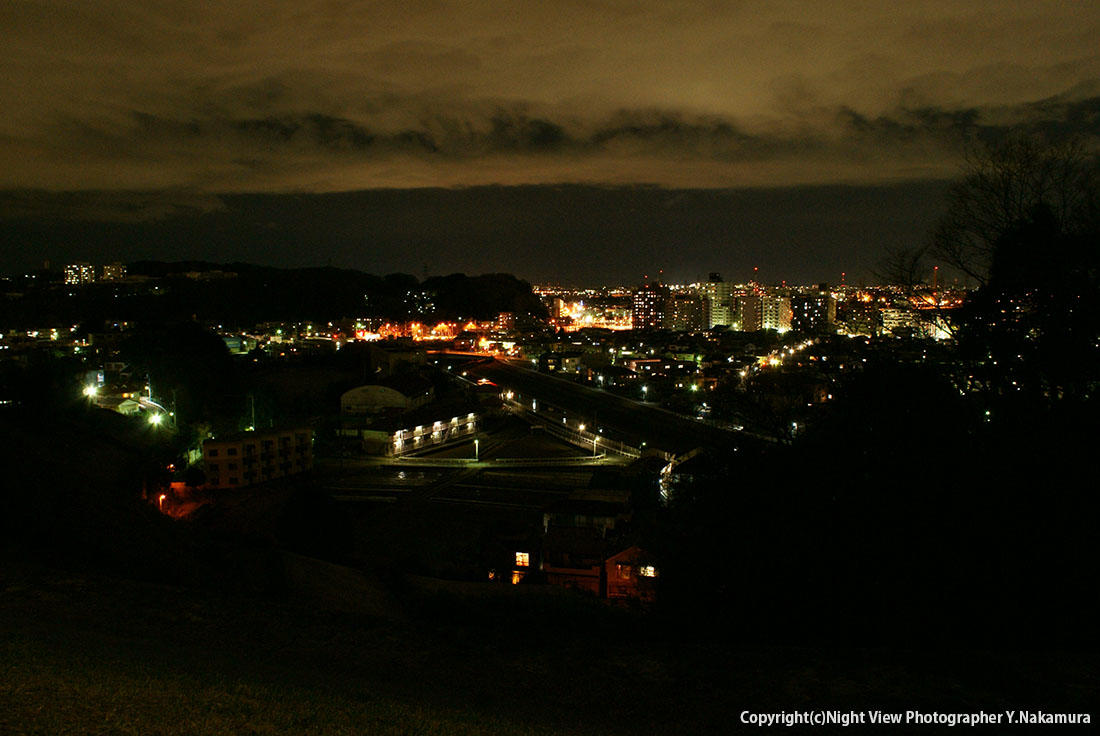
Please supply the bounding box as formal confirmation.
[931,136,1097,286]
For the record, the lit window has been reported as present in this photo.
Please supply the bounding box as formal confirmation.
[639,565,657,578]
[515,552,529,567]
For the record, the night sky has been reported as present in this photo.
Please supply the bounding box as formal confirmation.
[3,1,1099,283]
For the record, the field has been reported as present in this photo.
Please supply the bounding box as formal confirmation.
[4,560,1095,735]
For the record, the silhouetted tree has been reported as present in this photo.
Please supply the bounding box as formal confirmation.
[934,137,1100,404]
[118,322,238,427]
[932,137,1098,286]
[877,245,931,290]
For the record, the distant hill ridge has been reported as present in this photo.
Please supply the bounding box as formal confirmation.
[2,261,547,327]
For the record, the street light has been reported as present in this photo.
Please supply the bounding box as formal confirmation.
[578,423,586,432]
[83,384,97,398]
[148,413,163,426]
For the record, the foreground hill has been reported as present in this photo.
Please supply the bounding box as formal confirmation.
[1,406,1095,734]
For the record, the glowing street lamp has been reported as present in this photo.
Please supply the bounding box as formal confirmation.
[148,413,163,426]
[83,384,97,398]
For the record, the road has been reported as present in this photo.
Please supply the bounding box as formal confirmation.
[459,357,761,456]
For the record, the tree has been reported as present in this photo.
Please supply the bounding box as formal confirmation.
[118,322,238,427]
[933,136,1100,404]
[877,245,931,291]
[932,137,1098,287]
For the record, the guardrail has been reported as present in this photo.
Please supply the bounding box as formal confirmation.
[394,456,473,466]
[391,454,621,467]
[492,455,614,465]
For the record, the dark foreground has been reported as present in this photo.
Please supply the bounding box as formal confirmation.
[2,556,1095,736]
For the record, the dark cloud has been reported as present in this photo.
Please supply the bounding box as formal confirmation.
[2,1,1099,191]
[0,190,226,222]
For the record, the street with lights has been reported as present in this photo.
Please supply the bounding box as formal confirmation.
[456,356,763,456]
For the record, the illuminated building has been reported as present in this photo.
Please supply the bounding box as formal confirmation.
[881,307,917,336]
[664,294,707,332]
[539,351,585,373]
[605,546,658,603]
[699,274,735,328]
[101,262,126,281]
[339,409,478,456]
[63,262,96,285]
[738,295,762,331]
[631,281,669,329]
[625,358,697,378]
[790,289,837,332]
[761,296,792,331]
[203,428,313,489]
[550,297,566,319]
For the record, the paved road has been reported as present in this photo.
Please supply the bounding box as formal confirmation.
[461,357,760,456]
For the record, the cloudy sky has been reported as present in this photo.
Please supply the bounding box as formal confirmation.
[3,1,1099,281]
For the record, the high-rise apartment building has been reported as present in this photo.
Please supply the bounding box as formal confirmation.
[738,295,763,332]
[64,262,96,285]
[101,262,126,281]
[664,294,707,332]
[699,274,735,328]
[761,296,792,332]
[790,287,837,332]
[632,282,669,329]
